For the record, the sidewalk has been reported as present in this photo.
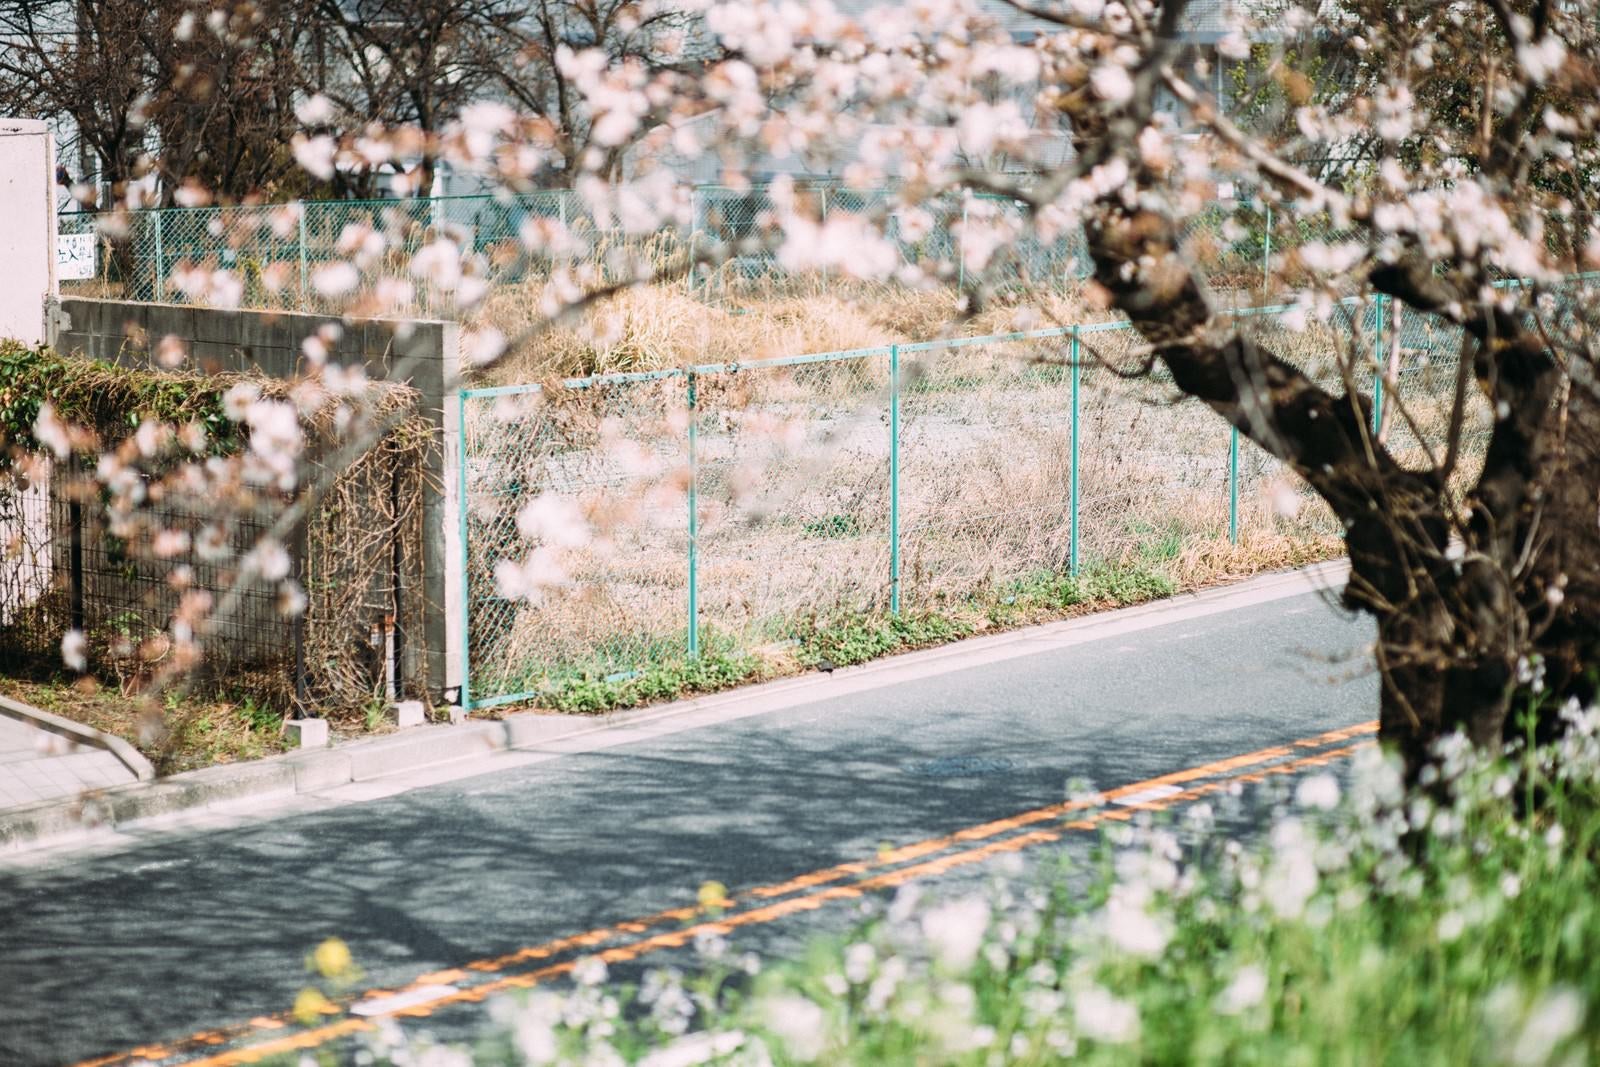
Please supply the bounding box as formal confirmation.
[0,713,140,807]
[0,560,1352,859]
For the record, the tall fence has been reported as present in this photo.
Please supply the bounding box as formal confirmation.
[0,373,430,717]
[57,185,1299,311]
[455,293,1491,710]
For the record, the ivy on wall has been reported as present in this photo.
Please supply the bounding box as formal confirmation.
[0,340,238,459]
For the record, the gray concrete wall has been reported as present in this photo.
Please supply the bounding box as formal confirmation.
[51,297,462,701]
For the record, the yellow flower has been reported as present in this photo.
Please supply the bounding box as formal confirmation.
[292,987,338,1026]
[311,937,353,979]
[698,880,729,909]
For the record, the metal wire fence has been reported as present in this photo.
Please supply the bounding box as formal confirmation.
[56,184,1329,311]
[455,293,1490,710]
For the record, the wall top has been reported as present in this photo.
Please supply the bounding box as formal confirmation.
[0,118,50,136]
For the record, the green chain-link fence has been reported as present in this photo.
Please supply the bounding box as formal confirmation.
[456,293,1494,710]
[57,184,1331,311]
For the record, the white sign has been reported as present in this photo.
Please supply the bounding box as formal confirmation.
[57,231,97,280]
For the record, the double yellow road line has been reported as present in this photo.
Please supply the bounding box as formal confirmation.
[80,720,1378,1067]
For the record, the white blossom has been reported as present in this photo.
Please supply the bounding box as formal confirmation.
[759,993,827,1061]
[311,262,360,298]
[1295,774,1341,811]
[1089,63,1134,105]
[295,94,335,126]
[921,896,989,970]
[61,629,87,673]
[516,493,590,548]
[291,133,336,181]
[1509,987,1585,1066]
[1215,964,1267,1015]
[1074,984,1140,1044]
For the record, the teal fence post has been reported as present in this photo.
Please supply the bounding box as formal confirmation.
[153,209,166,301]
[889,344,901,615]
[820,186,831,288]
[687,370,700,657]
[1069,325,1081,577]
[957,195,969,291]
[297,205,309,303]
[1372,294,1387,437]
[1261,201,1272,292]
[686,188,702,296]
[1229,426,1240,544]
[456,390,473,710]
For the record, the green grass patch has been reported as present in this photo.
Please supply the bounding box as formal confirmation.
[798,611,974,670]
[992,559,1178,623]
[801,513,864,539]
[507,559,1180,716]
[539,635,762,714]
[0,674,290,774]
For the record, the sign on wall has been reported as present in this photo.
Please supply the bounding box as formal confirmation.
[57,232,97,281]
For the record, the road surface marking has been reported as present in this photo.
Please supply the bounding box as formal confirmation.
[79,723,1376,1067]
[350,985,459,1017]
[1112,784,1185,806]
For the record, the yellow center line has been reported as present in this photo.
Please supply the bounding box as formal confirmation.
[78,722,1377,1067]
[192,740,1376,1061]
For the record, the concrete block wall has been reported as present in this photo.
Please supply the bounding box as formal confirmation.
[52,298,463,701]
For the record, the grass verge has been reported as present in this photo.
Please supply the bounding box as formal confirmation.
[524,546,1302,717]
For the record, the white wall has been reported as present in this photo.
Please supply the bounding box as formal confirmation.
[0,119,56,345]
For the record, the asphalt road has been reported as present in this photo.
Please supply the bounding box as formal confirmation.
[0,569,1378,1066]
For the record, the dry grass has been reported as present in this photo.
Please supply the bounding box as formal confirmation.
[460,332,1355,700]
[469,277,1110,385]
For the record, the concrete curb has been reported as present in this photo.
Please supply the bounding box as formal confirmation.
[0,714,580,854]
[0,694,156,781]
[0,560,1353,856]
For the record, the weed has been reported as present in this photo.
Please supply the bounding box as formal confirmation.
[1075,560,1178,603]
[992,559,1178,621]
[801,514,863,539]
[238,696,283,734]
[798,611,974,670]
[542,636,761,714]
[1132,518,1186,563]
[430,730,1600,1067]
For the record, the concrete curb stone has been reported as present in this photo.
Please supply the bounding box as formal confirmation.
[0,695,156,781]
[0,715,567,854]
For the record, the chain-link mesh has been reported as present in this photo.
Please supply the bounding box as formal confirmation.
[456,284,1586,707]
[1227,306,1354,543]
[1382,302,1485,480]
[898,334,1075,610]
[1073,323,1245,561]
[460,374,690,705]
[694,353,892,643]
[60,184,1266,310]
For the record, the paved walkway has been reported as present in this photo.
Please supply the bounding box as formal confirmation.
[0,714,138,809]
